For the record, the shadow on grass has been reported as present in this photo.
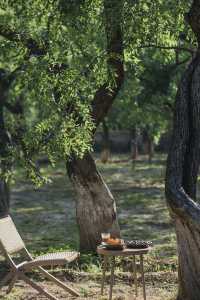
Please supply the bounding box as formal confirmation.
[10,174,79,254]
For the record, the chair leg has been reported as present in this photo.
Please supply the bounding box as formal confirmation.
[38,266,80,297]
[0,271,13,288]
[6,273,18,294]
[19,272,59,300]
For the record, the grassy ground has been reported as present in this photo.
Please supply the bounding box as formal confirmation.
[0,154,178,299]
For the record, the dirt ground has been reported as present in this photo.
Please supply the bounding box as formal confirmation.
[0,280,176,300]
[0,270,177,300]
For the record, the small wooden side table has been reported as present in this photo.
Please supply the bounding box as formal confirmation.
[97,246,151,300]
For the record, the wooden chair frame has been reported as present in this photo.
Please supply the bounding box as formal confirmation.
[0,216,80,300]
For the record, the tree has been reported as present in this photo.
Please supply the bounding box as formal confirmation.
[165,1,200,298]
[66,0,124,251]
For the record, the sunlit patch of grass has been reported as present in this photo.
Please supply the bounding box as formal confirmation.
[15,206,44,213]
[1,288,24,299]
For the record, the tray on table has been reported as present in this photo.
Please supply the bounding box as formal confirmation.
[125,240,152,249]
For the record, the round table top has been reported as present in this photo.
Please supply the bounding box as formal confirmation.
[97,246,151,256]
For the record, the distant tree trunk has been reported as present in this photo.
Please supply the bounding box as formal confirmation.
[165,2,200,298]
[142,128,154,163]
[148,138,154,163]
[100,120,110,163]
[0,69,20,218]
[0,106,10,217]
[66,0,124,251]
[130,127,138,161]
[142,129,148,154]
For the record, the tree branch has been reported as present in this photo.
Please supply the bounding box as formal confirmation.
[91,0,124,128]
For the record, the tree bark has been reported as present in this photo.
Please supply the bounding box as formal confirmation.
[66,0,124,251]
[175,219,200,300]
[100,120,110,164]
[165,2,200,298]
[67,153,120,251]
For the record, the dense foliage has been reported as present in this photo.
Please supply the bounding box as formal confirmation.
[104,0,194,143]
[0,0,195,182]
[106,47,190,143]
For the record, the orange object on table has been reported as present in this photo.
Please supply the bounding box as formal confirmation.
[106,238,123,245]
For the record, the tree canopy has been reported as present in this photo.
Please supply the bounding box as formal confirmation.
[0,0,195,183]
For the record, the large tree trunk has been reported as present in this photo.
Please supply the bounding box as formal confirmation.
[175,219,200,300]
[166,57,200,300]
[165,2,200,298]
[66,0,124,251]
[67,153,120,251]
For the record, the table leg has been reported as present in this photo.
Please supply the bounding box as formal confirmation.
[132,255,138,297]
[101,256,107,295]
[109,256,115,300]
[140,254,146,300]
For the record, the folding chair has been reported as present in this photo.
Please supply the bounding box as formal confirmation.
[0,215,80,300]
